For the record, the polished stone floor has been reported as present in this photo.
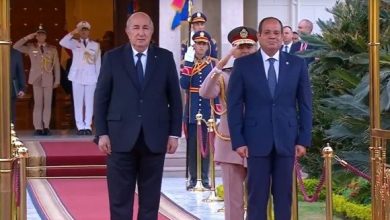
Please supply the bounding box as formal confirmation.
[27,177,224,220]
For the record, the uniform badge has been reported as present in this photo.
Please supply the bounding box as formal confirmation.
[240,28,248,38]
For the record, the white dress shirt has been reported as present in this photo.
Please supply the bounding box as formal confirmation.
[131,46,148,74]
[283,41,293,53]
[260,49,280,81]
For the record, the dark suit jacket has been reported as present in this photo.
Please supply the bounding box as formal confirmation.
[10,48,25,98]
[290,41,315,65]
[227,50,312,157]
[94,44,182,153]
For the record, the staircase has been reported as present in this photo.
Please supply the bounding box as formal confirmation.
[20,131,220,178]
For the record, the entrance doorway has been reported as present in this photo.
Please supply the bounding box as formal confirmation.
[11,0,159,130]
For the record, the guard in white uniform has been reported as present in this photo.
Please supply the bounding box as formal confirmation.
[59,21,101,135]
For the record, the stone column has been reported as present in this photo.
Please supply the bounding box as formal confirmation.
[244,0,258,30]
[220,0,243,64]
[159,0,181,70]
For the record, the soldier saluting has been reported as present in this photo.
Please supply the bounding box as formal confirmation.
[14,24,60,136]
[60,21,101,136]
[181,12,218,63]
[180,31,218,190]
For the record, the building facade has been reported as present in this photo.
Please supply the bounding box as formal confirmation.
[159,0,337,68]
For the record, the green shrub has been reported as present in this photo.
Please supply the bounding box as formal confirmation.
[333,194,371,220]
[215,184,224,199]
[297,178,327,202]
[336,177,371,205]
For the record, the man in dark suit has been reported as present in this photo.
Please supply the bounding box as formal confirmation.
[227,17,312,220]
[10,48,26,124]
[290,19,316,65]
[94,12,183,220]
[281,26,294,53]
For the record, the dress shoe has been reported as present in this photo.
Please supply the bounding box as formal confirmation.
[77,129,85,135]
[186,184,195,191]
[34,129,43,136]
[85,129,92,135]
[203,183,211,190]
[43,128,51,136]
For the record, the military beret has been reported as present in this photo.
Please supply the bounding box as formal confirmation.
[192,31,211,43]
[36,24,46,34]
[227,26,257,46]
[190,12,207,24]
[77,21,91,30]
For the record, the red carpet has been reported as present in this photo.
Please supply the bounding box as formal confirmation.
[28,178,175,220]
[25,141,106,177]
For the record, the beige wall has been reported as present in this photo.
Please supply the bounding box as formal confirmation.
[65,0,113,41]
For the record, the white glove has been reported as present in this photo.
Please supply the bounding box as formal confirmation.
[184,46,195,62]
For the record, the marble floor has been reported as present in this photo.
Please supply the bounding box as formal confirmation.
[27,177,224,220]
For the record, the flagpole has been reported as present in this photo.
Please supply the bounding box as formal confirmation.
[187,0,193,47]
[185,0,193,187]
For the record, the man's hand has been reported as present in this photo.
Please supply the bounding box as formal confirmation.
[229,44,240,58]
[184,46,195,62]
[25,33,37,40]
[53,83,59,88]
[17,91,25,97]
[166,137,179,154]
[295,144,306,158]
[71,28,80,35]
[98,135,111,155]
[236,146,248,158]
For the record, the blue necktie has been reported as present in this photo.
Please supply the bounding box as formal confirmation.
[284,45,288,53]
[267,58,277,98]
[136,53,144,85]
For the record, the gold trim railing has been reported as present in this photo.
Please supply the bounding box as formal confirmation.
[369,130,389,220]
[322,145,333,220]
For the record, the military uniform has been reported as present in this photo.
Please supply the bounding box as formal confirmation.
[181,12,218,61]
[59,21,101,134]
[200,26,258,220]
[180,31,218,189]
[13,25,60,134]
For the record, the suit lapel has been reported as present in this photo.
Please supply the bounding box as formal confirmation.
[143,46,157,89]
[274,52,288,100]
[122,44,140,90]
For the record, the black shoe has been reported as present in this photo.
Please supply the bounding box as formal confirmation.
[43,128,51,136]
[34,129,43,136]
[203,183,211,190]
[77,129,85,135]
[186,184,195,190]
[85,129,92,135]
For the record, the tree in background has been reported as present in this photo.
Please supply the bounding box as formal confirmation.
[298,0,390,178]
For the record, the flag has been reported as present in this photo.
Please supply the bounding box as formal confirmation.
[171,0,185,11]
[171,0,190,30]
[128,0,140,16]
